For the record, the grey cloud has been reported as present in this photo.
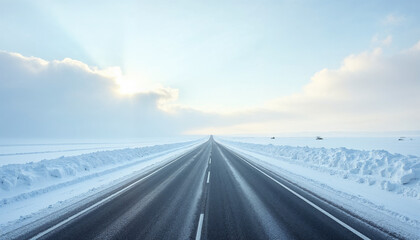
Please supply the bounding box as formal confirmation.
[0,52,185,138]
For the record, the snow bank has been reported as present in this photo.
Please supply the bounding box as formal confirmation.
[0,139,204,203]
[218,139,420,198]
[0,137,204,166]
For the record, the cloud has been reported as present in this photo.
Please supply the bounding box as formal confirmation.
[0,51,183,137]
[190,41,420,135]
[1,39,420,138]
[382,14,405,25]
[0,50,268,138]
[267,42,420,132]
[372,35,392,46]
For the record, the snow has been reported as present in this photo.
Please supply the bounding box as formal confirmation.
[222,136,420,156]
[0,137,202,166]
[0,137,207,233]
[216,136,420,238]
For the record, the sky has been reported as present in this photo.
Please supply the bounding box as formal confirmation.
[1,0,420,137]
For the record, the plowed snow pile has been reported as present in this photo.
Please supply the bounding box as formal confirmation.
[0,139,204,205]
[220,140,420,198]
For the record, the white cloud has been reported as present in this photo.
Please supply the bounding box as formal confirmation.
[409,41,420,51]
[382,14,405,25]
[372,35,392,46]
[190,41,420,134]
[267,41,420,132]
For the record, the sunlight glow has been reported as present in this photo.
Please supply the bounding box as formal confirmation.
[102,67,158,95]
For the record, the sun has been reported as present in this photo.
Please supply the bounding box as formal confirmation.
[117,78,141,95]
[103,68,143,95]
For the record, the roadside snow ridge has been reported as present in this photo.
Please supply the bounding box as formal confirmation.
[220,140,420,198]
[0,140,203,201]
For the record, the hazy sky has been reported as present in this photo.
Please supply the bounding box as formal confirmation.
[1,1,420,137]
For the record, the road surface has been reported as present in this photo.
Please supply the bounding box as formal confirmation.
[16,137,394,239]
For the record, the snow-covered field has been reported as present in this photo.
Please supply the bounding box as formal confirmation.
[0,137,207,233]
[0,137,203,166]
[216,136,420,238]
[222,136,420,156]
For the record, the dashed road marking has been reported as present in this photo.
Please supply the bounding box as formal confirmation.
[195,213,204,240]
[207,171,211,184]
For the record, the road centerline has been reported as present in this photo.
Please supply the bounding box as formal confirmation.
[195,213,204,240]
[207,171,211,184]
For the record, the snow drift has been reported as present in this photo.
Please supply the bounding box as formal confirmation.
[218,139,420,198]
[0,139,204,202]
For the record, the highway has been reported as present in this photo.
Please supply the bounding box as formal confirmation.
[19,137,393,239]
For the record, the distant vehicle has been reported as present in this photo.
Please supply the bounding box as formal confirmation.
[271,137,275,139]
[398,137,406,141]
[316,136,323,140]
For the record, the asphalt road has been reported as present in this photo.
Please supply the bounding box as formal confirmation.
[21,137,395,240]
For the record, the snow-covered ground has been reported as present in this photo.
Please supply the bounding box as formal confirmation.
[222,136,420,156]
[216,136,420,238]
[0,137,207,233]
[0,137,203,166]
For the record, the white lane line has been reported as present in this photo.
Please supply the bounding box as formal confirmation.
[29,152,192,240]
[207,171,211,184]
[230,150,370,240]
[195,213,204,240]
[209,157,211,164]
